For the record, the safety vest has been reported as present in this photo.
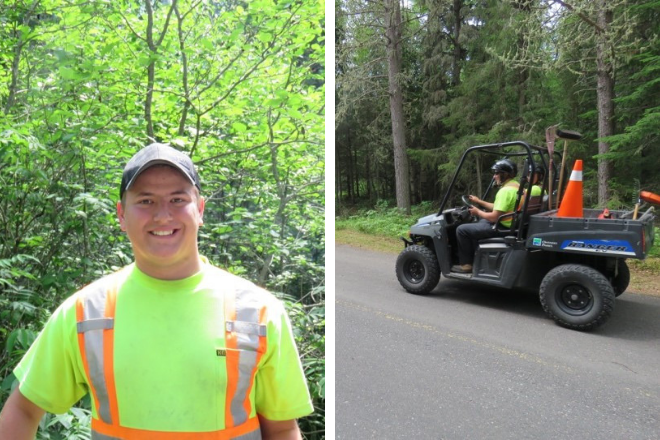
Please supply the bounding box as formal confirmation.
[75,274,268,439]
[497,181,520,227]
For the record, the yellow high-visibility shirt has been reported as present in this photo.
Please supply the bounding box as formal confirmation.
[14,259,313,431]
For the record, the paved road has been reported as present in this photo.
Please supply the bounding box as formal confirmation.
[335,244,660,440]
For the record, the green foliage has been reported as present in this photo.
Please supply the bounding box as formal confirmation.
[336,0,660,209]
[0,0,324,437]
[282,293,325,438]
[37,408,92,440]
[336,200,436,238]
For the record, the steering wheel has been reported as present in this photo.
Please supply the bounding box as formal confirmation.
[461,195,474,208]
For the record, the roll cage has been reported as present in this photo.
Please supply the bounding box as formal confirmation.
[437,141,561,241]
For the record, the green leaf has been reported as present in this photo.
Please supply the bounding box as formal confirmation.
[232,122,248,133]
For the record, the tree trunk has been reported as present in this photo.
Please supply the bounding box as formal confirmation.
[145,0,156,140]
[336,157,343,203]
[451,0,462,87]
[346,133,354,202]
[353,140,360,199]
[385,0,410,213]
[366,152,372,201]
[595,4,614,205]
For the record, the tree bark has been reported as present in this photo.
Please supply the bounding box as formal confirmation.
[595,3,614,205]
[451,0,462,87]
[4,0,41,115]
[144,0,177,141]
[145,0,156,139]
[384,0,410,213]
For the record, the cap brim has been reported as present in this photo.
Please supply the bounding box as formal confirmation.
[124,159,196,193]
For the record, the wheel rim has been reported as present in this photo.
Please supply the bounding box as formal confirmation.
[557,283,593,315]
[404,259,425,284]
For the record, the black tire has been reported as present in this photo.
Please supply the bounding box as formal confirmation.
[539,264,615,331]
[611,260,630,297]
[395,245,440,295]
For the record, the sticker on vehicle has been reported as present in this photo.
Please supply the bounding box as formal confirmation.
[560,239,636,256]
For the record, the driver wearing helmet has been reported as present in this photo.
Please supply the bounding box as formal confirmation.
[452,159,519,273]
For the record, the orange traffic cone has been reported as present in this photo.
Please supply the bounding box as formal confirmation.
[557,160,583,217]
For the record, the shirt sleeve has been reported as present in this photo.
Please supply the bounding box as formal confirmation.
[254,299,314,421]
[13,294,89,414]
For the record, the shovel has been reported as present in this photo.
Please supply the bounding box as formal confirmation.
[555,129,583,209]
[545,125,557,210]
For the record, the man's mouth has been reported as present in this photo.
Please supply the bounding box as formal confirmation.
[151,230,176,236]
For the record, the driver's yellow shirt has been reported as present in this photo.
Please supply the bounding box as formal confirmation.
[493,181,519,227]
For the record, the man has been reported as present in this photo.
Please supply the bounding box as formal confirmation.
[516,164,546,210]
[451,159,519,274]
[529,164,546,197]
[0,143,313,439]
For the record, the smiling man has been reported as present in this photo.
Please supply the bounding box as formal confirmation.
[0,143,313,439]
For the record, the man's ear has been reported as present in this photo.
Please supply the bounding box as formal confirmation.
[197,196,205,225]
[117,201,127,231]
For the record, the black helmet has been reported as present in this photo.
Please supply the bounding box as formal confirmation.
[491,159,517,178]
[528,163,546,179]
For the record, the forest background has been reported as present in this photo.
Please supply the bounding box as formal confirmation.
[0,0,325,439]
[336,0,660,214]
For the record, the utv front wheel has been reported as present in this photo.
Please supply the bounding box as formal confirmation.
[395,245,440,295]
[539,264,615,331]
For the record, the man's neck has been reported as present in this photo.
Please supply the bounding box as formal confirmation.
[135,255,203,281]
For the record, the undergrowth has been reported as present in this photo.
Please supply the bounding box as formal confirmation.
[335,200,437,238]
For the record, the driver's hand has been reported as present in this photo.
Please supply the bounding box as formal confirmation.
[469,206,480,217]
[469,195,480,204]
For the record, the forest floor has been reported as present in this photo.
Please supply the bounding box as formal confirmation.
[335,229,660,298]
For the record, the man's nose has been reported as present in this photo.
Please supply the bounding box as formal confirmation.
[153,203,172,221]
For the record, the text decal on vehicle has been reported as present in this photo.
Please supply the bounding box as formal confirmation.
[561,239,635,256]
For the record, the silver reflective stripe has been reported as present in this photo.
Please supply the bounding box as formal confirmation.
[225,320,267,336]
[91,431,120,440]
[233,426,262,440]
[77,318,114,333]
[227,288,267,426]
[77,284,113,424]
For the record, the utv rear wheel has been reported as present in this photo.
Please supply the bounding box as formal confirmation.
[395,245,440,295]
[539,264,615,331]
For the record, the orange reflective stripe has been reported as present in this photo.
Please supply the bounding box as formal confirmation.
[225,291,268,427]
[242,305,267,418]
[76,278,119,426]
[77,298,102,421]
[91,415,260,440]
[224,291,239,428]
[103,284,119,426]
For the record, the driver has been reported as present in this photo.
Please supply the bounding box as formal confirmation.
[452,159,519,273]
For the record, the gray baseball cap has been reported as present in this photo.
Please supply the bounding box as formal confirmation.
[120,143,201,199]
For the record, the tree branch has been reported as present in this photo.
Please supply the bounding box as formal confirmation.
[552,0,605,34]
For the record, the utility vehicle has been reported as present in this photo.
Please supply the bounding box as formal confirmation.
[395,136,655,331]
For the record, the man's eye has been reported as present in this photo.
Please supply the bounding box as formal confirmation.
[138,199,153,205]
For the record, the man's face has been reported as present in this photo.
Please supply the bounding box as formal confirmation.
[117,165,205,279]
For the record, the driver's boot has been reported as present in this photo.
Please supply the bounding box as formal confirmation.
[451,264,473,273]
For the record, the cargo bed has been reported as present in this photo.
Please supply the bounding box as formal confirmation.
[526,208,655,259]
